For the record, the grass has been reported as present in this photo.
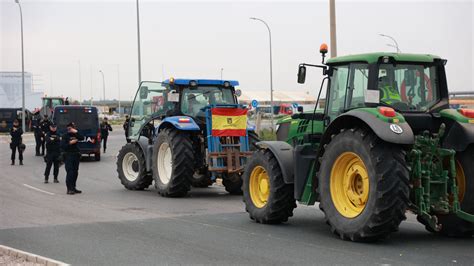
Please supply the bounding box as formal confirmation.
[258,128,277,141]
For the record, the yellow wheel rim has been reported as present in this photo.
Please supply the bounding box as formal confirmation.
[330,152,370,218]
[455,160,466,203]
[249,166,270,208]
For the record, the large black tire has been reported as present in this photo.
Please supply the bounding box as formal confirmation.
[116,143,153,190]
[436,145,474,237]
[243,149,296,224]
[318,128,410,242]
[152,128,193,197]
[223,173,243,195]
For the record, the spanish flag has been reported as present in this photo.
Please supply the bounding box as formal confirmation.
[211,108,248,136]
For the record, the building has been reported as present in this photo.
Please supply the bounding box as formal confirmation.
[0,71,43,110]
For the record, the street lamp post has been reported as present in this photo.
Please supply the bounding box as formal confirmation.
[136,0,142,84]
[379,33,401,53]
[220,68,224,80]
[99,70,105,101]
[14,0,26,132]
[117,65,121,115]
[250,17,274,130]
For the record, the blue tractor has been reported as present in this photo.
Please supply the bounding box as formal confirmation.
[116,79,259,197]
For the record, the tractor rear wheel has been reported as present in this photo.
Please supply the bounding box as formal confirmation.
[152,128,193,197]
[223,173,243,195]
[319,128,410,242]
[243,149,296,224]
[117,143,153,190]
[436,145,474,237]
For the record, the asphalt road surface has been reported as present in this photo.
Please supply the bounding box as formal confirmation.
[0,129,472,265]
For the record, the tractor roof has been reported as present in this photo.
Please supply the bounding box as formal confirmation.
[326,53,441,65]
[162,79,239,87]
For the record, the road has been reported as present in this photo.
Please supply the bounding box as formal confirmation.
[0,129,472,265]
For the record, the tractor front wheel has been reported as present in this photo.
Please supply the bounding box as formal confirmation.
[223,173,243,195]
[117,143,153,190]
[319,128,410,242]
[152,128,193,197]
[243,149,296,224]
[436,145,474,237]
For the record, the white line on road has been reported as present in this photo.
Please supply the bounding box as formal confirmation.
[23,184,55,195]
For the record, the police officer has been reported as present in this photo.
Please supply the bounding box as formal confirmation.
[32,110,43,156]
[123,115,131,143]
[44,124,61,183]
[39,115,52,155]
[10,119,24,165]
[61,122,84,195]
[100,117,113,153]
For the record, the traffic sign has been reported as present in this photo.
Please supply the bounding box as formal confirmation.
[251,100,259,108]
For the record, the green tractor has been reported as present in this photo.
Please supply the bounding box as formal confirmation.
[242,44,474,241]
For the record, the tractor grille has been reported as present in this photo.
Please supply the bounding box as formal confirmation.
[297,120,310,133]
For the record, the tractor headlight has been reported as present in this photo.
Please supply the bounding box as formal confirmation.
[275,124,280,132]
[223,81,230,87]
[189,80,198,87]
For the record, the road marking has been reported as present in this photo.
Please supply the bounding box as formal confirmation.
[23,184,55,195]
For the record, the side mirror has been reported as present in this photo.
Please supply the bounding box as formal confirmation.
[404,70,416,86]
[235,89,242,97]
[297,65,307,84]
[139,86,149,100]
[297,106,303,112]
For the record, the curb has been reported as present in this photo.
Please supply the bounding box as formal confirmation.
[0,245,69,266]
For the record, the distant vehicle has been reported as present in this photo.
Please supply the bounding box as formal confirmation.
[276,103,294,115]
[255,105,273,118]
[40,97,64,116]
[52,105,101,161]
[0,108,32,132]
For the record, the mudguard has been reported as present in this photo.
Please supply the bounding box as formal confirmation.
[135,137,154,171]
[326,109,415,145]
[157,116,200,132]
[256,141,294,184]
[443,121,474,151]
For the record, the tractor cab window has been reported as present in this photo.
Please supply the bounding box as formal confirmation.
[327,65,349,121]
[129,82,169,140]
[181,86,236,118]
[378,64,439,111]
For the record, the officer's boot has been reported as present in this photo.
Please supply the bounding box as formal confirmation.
[54,176,59,183]
[19,160,23,166]
[44,176,48,183]
[11,160,14,165]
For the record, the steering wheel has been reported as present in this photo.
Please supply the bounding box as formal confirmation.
[400,71,433,103]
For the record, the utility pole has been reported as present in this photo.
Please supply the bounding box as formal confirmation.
[90,65,93,106]
[99,70,105,101]
[329,0,338,58]
[15,0,26,132]
[117,64,121,115]
[136,0,142,84]
[78,61,82,105]
[220,68,224,80]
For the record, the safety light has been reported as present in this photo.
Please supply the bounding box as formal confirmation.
[319,43,328,55]
[169,77,175,84]
[459,108,474,118]
[378,106,396,117]
[178,118,191,123]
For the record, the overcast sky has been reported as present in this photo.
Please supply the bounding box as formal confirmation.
[1,0,473,102]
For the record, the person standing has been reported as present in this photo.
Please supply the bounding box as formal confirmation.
[32,110,42,156]
[123,115,131,143]
[39,114,52,156]
[61,122,84,195]
[44,124,61,183]
[100,117,113,153]
[10,119,24,166]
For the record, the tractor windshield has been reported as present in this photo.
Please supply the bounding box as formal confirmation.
[378,64,440,111]
[129,82,172,139]
[181,86,236,117]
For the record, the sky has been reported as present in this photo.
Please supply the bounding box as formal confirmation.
[1,0,473,102]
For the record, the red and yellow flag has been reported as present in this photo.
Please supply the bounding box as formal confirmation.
[211,108,248,136]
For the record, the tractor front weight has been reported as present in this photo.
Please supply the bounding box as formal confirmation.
[409,124,474,231]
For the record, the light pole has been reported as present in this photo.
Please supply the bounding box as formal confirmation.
[250,17,274,130]
[117,64,121,115]
[220,68,224,80]
[379,33,401,53]
[14,0,26,132]
[136,0,142,85]
[99,70,105,101]
[329,0,338,57]
[78,60,82,105]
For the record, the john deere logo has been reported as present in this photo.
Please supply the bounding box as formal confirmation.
[0,120,6,128]
[227,118,233,124]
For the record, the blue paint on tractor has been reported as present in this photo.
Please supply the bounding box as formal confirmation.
[157,116,200,132]
[163,79,239,87]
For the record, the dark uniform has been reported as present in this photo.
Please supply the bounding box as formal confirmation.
[61,123,84,194]
[10,124,23,165]
[100,120,113,153]
[39,116,52,155]
[123,116,130,143]
[44,126,61,183]
[32,112,43,156]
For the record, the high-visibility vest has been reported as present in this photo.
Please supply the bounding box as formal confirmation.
[380,85,402,104]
